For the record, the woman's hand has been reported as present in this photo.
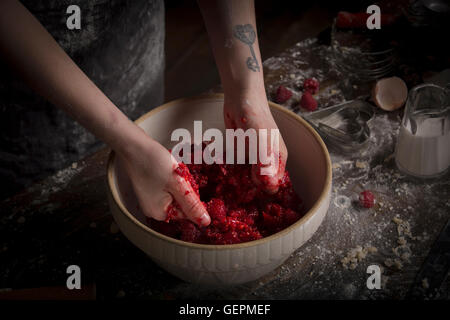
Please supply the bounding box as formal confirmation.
[197,0,287,193]
[223,90,288,194]
[116,135,211,226]
[0,0,210,226]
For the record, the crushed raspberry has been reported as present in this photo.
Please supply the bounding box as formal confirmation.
[149,219,179,238]
[300,92,318,111]
[303,78,320,94]
[359,190,375,208]
[275,85,293,104]
[207,198,227,222]
[147,144,305,245]
[165,203,179,223]
[179,220,202,243]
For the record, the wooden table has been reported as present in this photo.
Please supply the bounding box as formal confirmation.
[1,30,449,300]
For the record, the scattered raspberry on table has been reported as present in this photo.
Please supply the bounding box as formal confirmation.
[303,78,320,94]
[275,85,293,104]
[300,91,318,111]
[359,190,375,208]
[147,144,305,245]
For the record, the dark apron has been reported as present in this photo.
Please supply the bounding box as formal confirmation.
[0,0,165,198]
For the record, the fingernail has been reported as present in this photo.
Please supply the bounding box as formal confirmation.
[199,213,211,226]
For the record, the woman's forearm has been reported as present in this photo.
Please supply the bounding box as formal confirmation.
[0,0,149,157]
[198,0,265,98]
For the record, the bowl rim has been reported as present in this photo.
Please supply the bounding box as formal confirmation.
[106,93,332,250]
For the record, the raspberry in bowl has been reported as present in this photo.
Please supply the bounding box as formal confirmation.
[106,94,332,286]
[148,145,305,245]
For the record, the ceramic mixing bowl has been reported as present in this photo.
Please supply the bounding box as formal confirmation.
[106,94,332,286]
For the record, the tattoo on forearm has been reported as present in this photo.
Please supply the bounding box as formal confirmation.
[233,24,260,72]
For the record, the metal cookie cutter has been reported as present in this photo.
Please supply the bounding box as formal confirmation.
[303,100,375,153]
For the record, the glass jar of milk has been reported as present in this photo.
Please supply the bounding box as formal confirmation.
[395,83,450,178]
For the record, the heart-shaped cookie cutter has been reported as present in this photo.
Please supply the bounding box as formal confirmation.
[303,100,375,153]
